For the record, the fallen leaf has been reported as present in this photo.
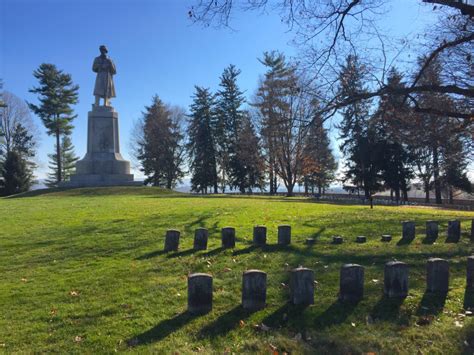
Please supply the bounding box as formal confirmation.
[351,322,356,327]
[455,320,464,328]
[21,278,27,282]
[223,267,232,272]
[239,320,245,328]
[74,336,83,343]
[69,290,79,297]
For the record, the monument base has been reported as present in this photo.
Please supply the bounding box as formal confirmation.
[65,105,140,188]
[62,173,142,187]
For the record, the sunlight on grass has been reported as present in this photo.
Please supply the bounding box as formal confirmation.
[1,187,473,353]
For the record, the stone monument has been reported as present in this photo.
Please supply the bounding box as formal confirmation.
[68,45,137,187]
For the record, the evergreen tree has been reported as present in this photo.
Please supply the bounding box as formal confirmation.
[137,96,185,188]
[338,55,381,198]
[45,135,78,187]
[29,63,79,184]
[373,68,414,203]
[215,65,246,192]
[229,113,265,192]
[301,111,337,195]
[411,57,454,204]
[1,151,32,195]
[0,91,38,181]
[254,51,308,196]
[440,130,472,203]
[187,86,218,193]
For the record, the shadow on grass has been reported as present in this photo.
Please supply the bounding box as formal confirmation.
[422,235,438,245]
[233,244,297,256]
[370,296,405,322]
[464,288,474,310]
[314,300,359,329]
[135,249,167,260]
[416,291,447,315]
[167,249,195,258]
[198,305,251,339]
[127,311,198,346]
[397,237,415,246]
[233,245,257,256]
[204,246,226,257]
[445,236,460,244]
[262,302,307,328]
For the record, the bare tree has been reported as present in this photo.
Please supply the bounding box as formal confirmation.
[0,91,39,159]
[189,0,473,123]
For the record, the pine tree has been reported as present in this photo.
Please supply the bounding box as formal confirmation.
[215,65,246,192]
[440,130,472,203]
[411,57,454,204]
[0,91,38,180]
[301,112,337,195]
[1,151,32,195]
[187,86,218,193]
[45,135,78,187]
[373,68,414,203]
[338,55,381,198]
[29,63,79,184]
[254,51,308,196]
[137,96,185,188]
[229,113,265,192]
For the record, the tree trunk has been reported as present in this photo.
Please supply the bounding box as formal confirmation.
[269,165,274,195]
[56,129,62,183]
[432,146,442,204]
[286,183,294,197]
[424,180,430,203]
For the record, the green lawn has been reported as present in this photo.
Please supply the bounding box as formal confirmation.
[1,187,473,354]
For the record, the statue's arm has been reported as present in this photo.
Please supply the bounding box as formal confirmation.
[109,59,117,75]
[92,58,99,73]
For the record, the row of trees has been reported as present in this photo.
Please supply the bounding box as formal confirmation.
[338,55,471,203]
[134,54,338,196]
[134,50,470,203]
[0,64,80,195]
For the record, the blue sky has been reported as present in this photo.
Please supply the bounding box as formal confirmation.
[1,0,437,180]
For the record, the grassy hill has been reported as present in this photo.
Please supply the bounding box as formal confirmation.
[1,187,473,353]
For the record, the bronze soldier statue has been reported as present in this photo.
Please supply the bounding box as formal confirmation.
[93,45,116,106]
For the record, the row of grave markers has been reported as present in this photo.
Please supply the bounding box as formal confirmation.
[186,257,474,314]
[164,219,474,251]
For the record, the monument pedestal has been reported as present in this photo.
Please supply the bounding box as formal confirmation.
[66,105,139,187]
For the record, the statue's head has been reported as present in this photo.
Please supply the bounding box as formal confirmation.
[99,45,108,55]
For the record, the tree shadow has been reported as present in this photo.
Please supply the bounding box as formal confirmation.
[397,237,415,246]
[370,296,405,322]
[127,311,198,346]
[167,249,195,258]
[135,250,167,260]
[198,305,251,339]
[416,291,448,316]
[314,299,359,330]
[464,288,474,310]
